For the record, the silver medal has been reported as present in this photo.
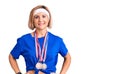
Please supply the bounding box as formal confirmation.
[36,62,47,70]
[36,62,42,69]
[35,32,48,70]
[42,63,47,70]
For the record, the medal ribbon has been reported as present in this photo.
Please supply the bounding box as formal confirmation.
[35,31,48,62]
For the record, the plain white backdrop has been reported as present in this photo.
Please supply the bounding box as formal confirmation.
[0,0,120,74]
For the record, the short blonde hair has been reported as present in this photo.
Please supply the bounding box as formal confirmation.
[28,5,52,30]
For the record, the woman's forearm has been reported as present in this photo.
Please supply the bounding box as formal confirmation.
[9,54,21,73]
[60,53,71,74]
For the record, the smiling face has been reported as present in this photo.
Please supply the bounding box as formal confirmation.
[33,12,49,30]
[28,5,52,30]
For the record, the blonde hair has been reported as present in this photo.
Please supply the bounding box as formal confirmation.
[28,5,52,30]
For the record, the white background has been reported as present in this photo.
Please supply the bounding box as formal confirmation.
[0,0,120,74]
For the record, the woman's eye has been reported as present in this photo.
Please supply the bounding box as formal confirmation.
[34,16,39,19]
[42,15,46,18]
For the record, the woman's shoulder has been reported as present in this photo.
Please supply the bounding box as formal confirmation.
[18,33,32,40]
[48,32,63,40]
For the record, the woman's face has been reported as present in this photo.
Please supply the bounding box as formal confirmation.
[33,12,49,30]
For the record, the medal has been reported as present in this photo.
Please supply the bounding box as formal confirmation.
[34,31,48,70]
[35,62,47,70]
[36,62,43,69]
[42,63,47,70]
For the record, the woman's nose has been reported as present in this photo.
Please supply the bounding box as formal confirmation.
[39,16,43,21]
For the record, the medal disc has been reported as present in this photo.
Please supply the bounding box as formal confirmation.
[42,63,47,70]
[36,62,42,69]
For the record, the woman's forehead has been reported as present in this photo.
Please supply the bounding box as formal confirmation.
[33,8,49,17]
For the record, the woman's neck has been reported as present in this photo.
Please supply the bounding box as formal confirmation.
[35,29,47,38]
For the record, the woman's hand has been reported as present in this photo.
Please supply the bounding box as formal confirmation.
[60,72,66,74]
[60,53,71,74]
[38,71,45,74]
[25,70,34,74]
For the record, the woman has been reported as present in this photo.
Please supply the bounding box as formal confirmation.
[9,5,71,74]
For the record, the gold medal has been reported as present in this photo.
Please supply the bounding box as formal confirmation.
[35,62,42,69]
